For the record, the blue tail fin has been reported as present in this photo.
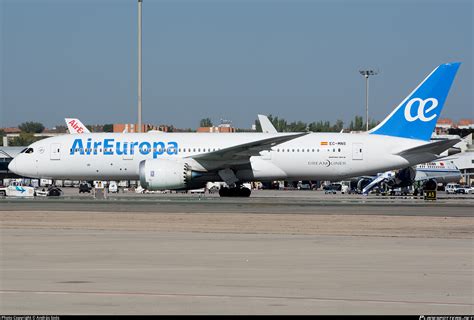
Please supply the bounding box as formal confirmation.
[369,62,461,141]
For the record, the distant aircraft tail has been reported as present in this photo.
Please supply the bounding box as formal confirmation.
[65,118,90,134]
[369,62,461,141]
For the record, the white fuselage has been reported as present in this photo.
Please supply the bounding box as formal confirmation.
[415,161,461,183]
[10,132,431,183]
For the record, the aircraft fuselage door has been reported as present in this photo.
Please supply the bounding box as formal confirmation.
[352,143,363,160]
[50,143,61,160]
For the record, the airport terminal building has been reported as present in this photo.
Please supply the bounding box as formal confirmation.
[0,147,23,180]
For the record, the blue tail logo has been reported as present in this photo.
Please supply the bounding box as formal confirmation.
[370,62,460,141]
[404,97,438,122]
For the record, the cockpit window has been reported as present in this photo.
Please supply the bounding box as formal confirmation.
[20,148,28,154]
[25,148,34,154]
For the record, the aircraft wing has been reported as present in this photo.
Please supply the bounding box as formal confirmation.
[189,133,307,163]
[396,139,461,163]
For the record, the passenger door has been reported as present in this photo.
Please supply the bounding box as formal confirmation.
[352,143,363,160]
[50,143,61,160]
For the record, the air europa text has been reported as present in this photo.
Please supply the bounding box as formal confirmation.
[69,138,178,158]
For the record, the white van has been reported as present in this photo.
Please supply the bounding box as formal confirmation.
[108,181,118,193]
[445,183,461,194]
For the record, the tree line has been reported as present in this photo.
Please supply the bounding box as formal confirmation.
[1,116,381,147]
[254,115,379,133]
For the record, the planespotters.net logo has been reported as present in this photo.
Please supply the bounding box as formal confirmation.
[420,316,474,320]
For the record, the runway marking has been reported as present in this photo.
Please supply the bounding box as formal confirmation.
[1,289,472,307]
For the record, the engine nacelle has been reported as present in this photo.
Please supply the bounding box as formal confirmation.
[386,167,416,188]
[139,159,193,190]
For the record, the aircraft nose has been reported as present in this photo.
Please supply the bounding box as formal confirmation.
[8,158,17,173]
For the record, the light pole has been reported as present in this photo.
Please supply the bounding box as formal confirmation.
[137,0,143,133]
[359,69,378,131]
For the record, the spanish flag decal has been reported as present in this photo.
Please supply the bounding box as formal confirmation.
[320,141,328,146]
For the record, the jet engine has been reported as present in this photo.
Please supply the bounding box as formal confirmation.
[139,159,201,190]
[385,167,416,188]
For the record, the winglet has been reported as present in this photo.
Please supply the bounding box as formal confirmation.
[257,115,278,133]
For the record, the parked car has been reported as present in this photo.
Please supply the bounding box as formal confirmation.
[323,183,342,194]
[455,185,473,194]
[108,181,118,193]
[297,181,313,190]
[445,183,462,194]
[47,186,63,197]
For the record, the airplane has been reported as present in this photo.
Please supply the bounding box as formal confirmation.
[359,159,461,194]
[65,118,90,134]
[9,62,461,197]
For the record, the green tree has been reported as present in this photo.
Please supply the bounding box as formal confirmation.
[254,119,262,132]
[267,115,289,132]
[368,119,379,130]
[0,129,4,146]
[332,119,344,132]
[18,121,45,133]
[199,118,213,127]
[9,132,46,146]
[349,116,365,131]
[102,124,113,132]
[286,121,307,132]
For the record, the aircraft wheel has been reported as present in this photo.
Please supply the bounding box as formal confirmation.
[239,187,251,197]
[219,187,229,197]
[219,187,251,197]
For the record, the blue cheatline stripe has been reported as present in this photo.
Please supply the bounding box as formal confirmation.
[416,169,460,173]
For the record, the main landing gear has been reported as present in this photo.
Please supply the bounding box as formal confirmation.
[219,186,251,197]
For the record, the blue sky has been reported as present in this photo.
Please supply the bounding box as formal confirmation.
[1,0,472,129]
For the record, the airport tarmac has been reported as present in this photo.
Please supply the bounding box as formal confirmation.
[0,190,473,314]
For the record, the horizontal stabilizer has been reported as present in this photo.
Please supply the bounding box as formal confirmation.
[397,139,461,163]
